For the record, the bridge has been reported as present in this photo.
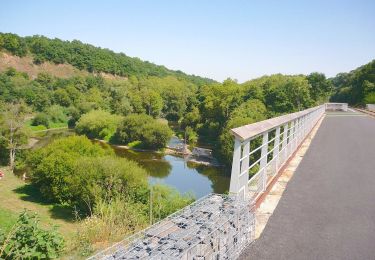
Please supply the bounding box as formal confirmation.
[90,103,375,259]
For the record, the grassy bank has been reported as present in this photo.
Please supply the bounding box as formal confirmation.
[0,167,79,252]
[25,119,68,132]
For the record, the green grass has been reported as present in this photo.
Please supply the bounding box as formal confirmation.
[25,119,68,132]
[0,207,18,232]
[127,140,143,148]
[0,167,79,252]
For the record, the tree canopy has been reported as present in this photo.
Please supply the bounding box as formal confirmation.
[330,60,375,105]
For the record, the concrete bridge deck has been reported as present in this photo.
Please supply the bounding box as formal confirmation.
[240,110,375,260]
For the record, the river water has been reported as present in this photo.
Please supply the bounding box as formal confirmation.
[32,130,231,198]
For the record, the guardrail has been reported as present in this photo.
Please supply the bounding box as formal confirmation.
[229,104,327,200]
[366,104,375,112]
[325,102,348,111]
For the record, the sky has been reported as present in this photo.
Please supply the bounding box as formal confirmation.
[0,0,374,82]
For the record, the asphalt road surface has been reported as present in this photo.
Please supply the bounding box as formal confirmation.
[239,111,375,260]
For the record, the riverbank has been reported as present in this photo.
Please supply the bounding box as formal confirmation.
[0,167,79,252]
[94,138,222,167]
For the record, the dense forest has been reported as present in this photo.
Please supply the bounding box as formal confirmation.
[0,32,374,258]
[330,60,375,105]
[0,33,214,86]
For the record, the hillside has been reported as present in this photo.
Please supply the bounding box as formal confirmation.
[0,52,128,80]
[0,52,88,79]
[0,33,214,86]
[330,60,375,105]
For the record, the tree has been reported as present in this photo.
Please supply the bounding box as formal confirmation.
[181,106,201,129]
[114,114,173,149]
[75,110,122,141]
[32,112,50,128]
[0,102,30,171]
[44,104,67,123]
[141,89,163,117]
[27,136,109,204]
[141,121,173,149]
[114,114,153,144]
[307,72,333,103]
[218,99,267,165]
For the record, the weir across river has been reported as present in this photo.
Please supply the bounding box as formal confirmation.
[89,103,375,260]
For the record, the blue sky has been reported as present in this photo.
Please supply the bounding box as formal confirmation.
[1,0,374,82]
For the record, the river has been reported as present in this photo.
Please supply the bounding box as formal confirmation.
[31,129,231,198]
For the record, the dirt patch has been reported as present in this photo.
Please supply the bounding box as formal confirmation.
[0,52,127,80]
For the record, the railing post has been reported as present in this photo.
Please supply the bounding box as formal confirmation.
[260,132,268,192]
[229,138,242,197]
[289,120,294,156]
[296,118,300,145]
[282,123,288,165]
[240,140,250,198]
[273,126,280,173]
[229,139,251,200]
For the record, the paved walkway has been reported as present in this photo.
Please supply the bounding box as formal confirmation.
[239,111,375,260]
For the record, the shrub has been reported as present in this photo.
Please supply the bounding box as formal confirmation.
[32,112,50,128]
[75,110,122,141]
[150,184,194,222]
[27,135,151,214]
[113,114,152,144]
[70,156,149,212]
[74,197,148,255]
[185,126,198,146]
[28,136,109,204]
[114,114,173,149]
[141,122,173,149]
[0,210,64,259]
[74,186,193,254]
[45,105,67,123]
[364,92,375,104]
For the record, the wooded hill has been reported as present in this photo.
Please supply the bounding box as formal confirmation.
[0,33,214,86]
[330,59,375,105]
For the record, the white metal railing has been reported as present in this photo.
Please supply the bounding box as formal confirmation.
[229,104,327,201]
[325,103,348,111]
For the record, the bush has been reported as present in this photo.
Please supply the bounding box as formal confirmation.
[74,197,148,255]
[27,135,151,214]
[114,114,173,149]
[32,112,50,128]
[185,126,198,146]
[27,136,109,204]
[113,114,152,144]
[70,156,149,212]
[141,122,173,149]
[150,184,194,221]
[0,211,64,259]
[75,110,122,141]
[45,105,67,123]
[74,186,193,254]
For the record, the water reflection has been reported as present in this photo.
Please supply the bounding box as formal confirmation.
[110,146,230,198]
[31,129,75,149]
[33,131,231,198]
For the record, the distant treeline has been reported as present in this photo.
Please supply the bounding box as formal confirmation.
[3,32,373,165]
[0,32,214,86]
[330,60,375,105]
